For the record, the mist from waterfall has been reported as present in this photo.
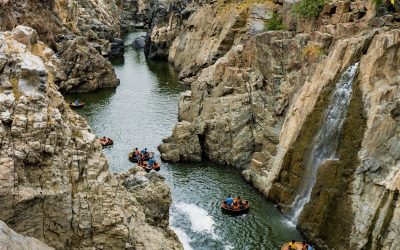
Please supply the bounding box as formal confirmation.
[290,62,359,223]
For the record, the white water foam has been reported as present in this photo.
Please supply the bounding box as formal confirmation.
[171,202,235,249]
[170,226,194,250]
[174,202,218,239]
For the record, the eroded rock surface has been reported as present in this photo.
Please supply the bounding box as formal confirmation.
[0,27,182,250]
[0,0,121,92]
[0,220,53,250]
[55,36,119,93]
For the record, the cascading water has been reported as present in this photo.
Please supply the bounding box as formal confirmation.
[290,62,359,223]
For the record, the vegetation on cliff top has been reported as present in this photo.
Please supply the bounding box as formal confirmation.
[293,0,326,18]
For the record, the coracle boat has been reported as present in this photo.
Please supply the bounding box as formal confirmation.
[69,101,85,108]
[128,151,154,162]
[128,152,139,162]
[220,200,250,214]
[140,161,161,173]
[98,137,113,147]
[280,242,304,250]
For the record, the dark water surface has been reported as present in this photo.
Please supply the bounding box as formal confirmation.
[67,32,302,250]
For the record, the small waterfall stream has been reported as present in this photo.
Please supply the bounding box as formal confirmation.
[290,63,359,223]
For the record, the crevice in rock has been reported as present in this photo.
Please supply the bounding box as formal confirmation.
[375,190,399,249]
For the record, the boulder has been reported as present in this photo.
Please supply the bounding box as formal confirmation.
[132,36,146,49]
[108,38,125,59]
[55,36,120,93]
[159,121,202,162]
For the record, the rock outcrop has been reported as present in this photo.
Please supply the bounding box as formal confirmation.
[0,0,121,92]
[0,27,182,249]
[54,36,119,93]
[146,0,275,80]
[0,220,53,250]
[156,0,400,249]
[158,120,202,162]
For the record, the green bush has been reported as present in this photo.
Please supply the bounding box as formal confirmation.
[265,12,285,31]
[293,0,326,18]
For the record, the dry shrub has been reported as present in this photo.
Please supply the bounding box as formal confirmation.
[302,44,324,63]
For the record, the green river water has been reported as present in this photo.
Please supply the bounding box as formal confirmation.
[67,32,303,250]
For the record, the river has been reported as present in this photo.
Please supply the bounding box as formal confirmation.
[67,32,303,250]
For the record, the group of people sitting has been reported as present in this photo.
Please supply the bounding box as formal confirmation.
[132,147,151,162]
[223,195,248,210]
[99,136,113,146]
[287,240,314,250]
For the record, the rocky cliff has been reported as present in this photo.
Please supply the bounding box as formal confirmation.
[0,26,182,249]
[0,0,121,93]
[156,0,400,249]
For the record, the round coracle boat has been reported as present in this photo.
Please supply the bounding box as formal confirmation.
[281,242,308,250]
[128,151,154,162]
[98,137,113,147]
[140,161,161,173]
[220,200,249,214]
[128,152,139,162]
[69,102,85,108]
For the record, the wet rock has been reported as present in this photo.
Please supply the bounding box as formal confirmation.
[108,38,125,59]
[132,36,146,49]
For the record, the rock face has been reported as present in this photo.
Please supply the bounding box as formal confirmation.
[0,27,182,249]
[158,120,202,162]
[156,0,400,249]
[0,220,53,250]
[118,0,153,31]
[146,0,275,80]
[54,36,119,93]
[0,0,121,92]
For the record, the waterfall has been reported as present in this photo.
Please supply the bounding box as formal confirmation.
[290,63,359,223]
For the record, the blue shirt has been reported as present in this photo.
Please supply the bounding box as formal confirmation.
[226,197,233,205]
[148,159,155,166]
[307,246,313,250]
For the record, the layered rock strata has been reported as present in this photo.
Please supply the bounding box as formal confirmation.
[0,26,182,249]
[157,0,400,249]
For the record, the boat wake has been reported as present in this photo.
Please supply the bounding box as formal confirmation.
[174,202,218,238]
[170,202,234,250]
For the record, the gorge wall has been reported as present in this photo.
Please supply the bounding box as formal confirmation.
[0,27,182,249]
[154,0,400,249]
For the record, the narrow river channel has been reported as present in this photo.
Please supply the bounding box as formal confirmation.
[67,32,303,250]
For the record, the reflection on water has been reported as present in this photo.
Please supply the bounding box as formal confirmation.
[67,32,303,249]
